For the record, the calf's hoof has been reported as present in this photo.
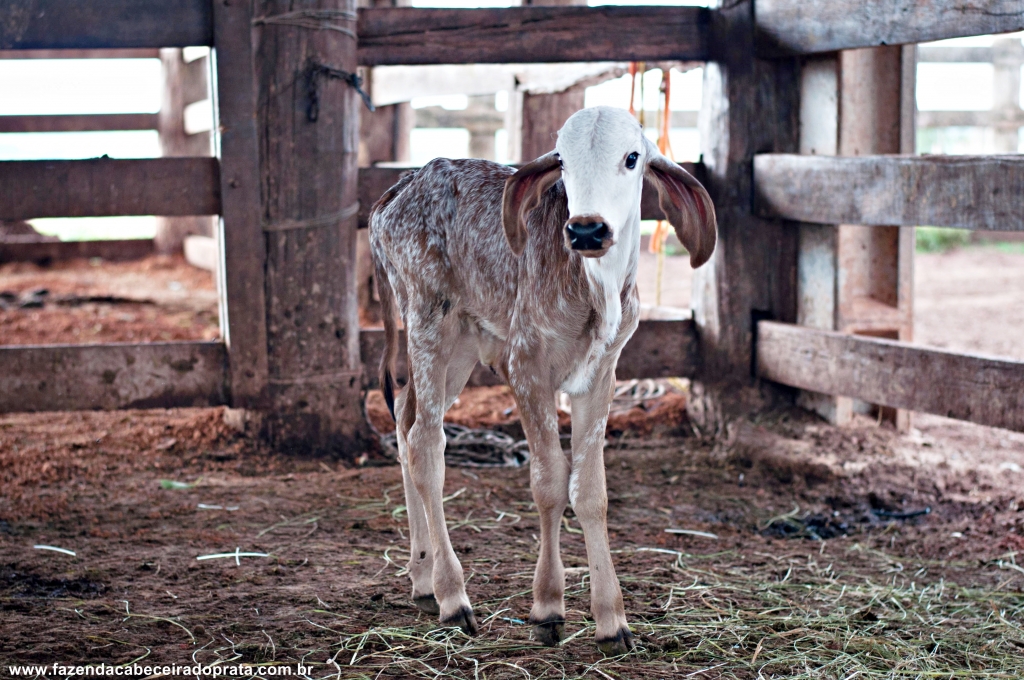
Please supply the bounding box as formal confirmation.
[440,606,478,635]
[596,628,634,656]
[530,615,565,647]
[413,594,440,615]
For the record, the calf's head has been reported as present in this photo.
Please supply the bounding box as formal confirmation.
[501,106,717,269]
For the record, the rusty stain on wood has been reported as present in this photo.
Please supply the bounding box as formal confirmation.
[756,321,1024,433]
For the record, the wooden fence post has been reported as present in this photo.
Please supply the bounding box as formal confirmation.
[690,0,799,420]
[253,0,374,456]
[835,45,915,430]
[772,45,916,429]
[211,0,270,410]
[518,0,587,162]
[156,48,215,255]
[793,52,851,423]
[357,0,412,326]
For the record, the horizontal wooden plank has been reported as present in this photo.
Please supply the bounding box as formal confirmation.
[918,110,1024,127]
[0,158,221,220]
[357,162,705,229]
[0,238,154,265]
[753,154,1024,230]
[756,0,1024,56]
[0,113,159,133]
[615,319,699,380]
[359,319,698,390]
[0,341,228,412]
[0,0,212,50]
[0,320,697,412]
[0,48,161,59]
[357,6,709,65]
[916,45,993,63]
[757,321,1024,432]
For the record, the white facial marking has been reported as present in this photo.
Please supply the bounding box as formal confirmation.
[555,107,644,396]
[555,106,646,253]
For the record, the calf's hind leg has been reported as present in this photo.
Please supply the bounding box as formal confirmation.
[395,383,439,614]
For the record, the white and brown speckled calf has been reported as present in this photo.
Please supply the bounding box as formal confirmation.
[369,106,716,655]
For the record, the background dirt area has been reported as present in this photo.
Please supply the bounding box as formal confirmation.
[1,245,1023,678]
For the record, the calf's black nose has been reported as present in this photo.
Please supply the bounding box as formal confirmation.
[565,220,609,251]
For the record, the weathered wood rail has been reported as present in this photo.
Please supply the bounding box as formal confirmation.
[756,0,1024,55]
[0,342,228,412]
[0,321,700,412]
[357,6,709,64]
[0,239,155,265]
[1,1,709,64]
[0,158,221,220]
[0,162,701,226]
[757,321,1024,433]
[754,154,1024,230]
[0,0,214,50]
[356,163,703,229]
[0,114,159,133]
[3,0,1024,445]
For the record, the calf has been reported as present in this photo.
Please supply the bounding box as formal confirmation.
[369,106,716,654]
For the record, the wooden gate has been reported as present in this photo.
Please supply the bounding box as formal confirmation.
[1,0,1021,449]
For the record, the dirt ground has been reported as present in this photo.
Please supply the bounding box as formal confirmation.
[0,256,219,345]
[1,246,1024,677]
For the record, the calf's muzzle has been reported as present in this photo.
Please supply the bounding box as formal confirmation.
[565,218,612,255]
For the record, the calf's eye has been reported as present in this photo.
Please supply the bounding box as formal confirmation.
[625,152,639,170]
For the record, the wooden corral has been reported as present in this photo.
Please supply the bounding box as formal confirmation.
[2,0,1024,456]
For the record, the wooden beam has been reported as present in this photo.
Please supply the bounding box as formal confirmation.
[756,321,1024,433]
[357,5,709,65]
[0,321,698,413]
[0,48,161,59]
[0,0,213,50]
[0,342,228,413]
[0,113,159,133]
[359,319,700,389]
[254,0,370,456]
[754,154,1024,230]
[211,0,270,409]
[0,239,154,265]
[0,158,221,220]
[690,0,801,382]
[916,45,993,63]
[356,163,704,229]
[917,111,1018,127]
[756,0,1024,56]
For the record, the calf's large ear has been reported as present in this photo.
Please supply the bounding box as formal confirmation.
[643,138,717,268]
[501,151,562,256]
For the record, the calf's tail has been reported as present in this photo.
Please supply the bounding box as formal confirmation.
[368,173,415,420]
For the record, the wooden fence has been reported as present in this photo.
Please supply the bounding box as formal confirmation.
[1,0,1022,448]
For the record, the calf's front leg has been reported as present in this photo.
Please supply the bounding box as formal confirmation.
[569,365,632,655]
[509,367,570,646]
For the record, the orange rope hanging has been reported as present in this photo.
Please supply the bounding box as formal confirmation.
[649,70,674,255]
[627,62,638,117]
